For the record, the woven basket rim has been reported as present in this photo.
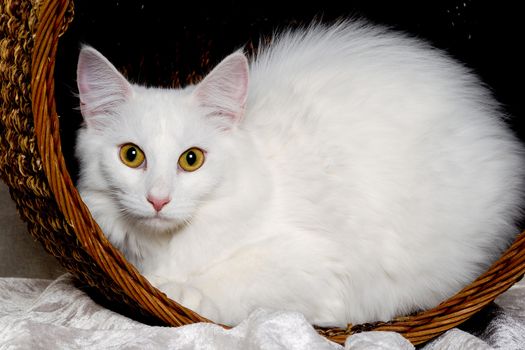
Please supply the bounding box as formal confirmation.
[18,0,525,345]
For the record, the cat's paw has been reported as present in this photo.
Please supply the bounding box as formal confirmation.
[143,273,168,286]
[158,281,221,322]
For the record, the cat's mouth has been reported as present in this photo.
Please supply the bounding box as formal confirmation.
[147,213,173,223]
[138,213,186,232]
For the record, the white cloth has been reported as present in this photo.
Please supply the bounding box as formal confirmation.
[1,274,524,349]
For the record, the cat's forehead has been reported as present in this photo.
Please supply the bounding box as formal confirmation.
[124,86,192,126]
[132,86,190,109]
[107,85,213,149]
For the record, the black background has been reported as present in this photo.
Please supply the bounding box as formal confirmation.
[56,0,524,180]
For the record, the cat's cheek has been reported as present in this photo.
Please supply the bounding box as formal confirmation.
[100,149,140,187]
[175,171,219,207]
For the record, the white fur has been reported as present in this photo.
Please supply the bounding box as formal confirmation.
[75,21,525,327]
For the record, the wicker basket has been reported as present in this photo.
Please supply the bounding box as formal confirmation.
[1,0,524,345]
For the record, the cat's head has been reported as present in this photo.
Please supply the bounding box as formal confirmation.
[75,46,249,233]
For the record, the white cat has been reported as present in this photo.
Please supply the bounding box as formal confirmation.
[75,21,524,327]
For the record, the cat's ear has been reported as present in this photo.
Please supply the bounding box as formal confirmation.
[77,46,133,128]
[192,51,249,125]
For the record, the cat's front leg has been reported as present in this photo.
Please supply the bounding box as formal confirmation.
[156,280,221,321]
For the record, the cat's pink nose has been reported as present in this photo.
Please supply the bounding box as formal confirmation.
[147,196,171,212]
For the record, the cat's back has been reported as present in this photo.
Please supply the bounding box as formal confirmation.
[245,21,501,132]
[247,21,471,109]
[242,21,524,264]
[244,21,522,173]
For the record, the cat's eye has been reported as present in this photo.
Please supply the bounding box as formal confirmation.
[119,143,145,168]
[178,147,205,172]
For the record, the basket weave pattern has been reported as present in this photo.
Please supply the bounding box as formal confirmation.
[1,0,524,345]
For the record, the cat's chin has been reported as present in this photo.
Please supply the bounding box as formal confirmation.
[135,214,187,234]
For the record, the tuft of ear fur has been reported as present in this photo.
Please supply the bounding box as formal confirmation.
[77,46,133,128]
[192,52,249,125]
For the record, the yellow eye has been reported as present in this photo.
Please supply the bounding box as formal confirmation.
[119,143,145,168]
[178,147,205,172]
